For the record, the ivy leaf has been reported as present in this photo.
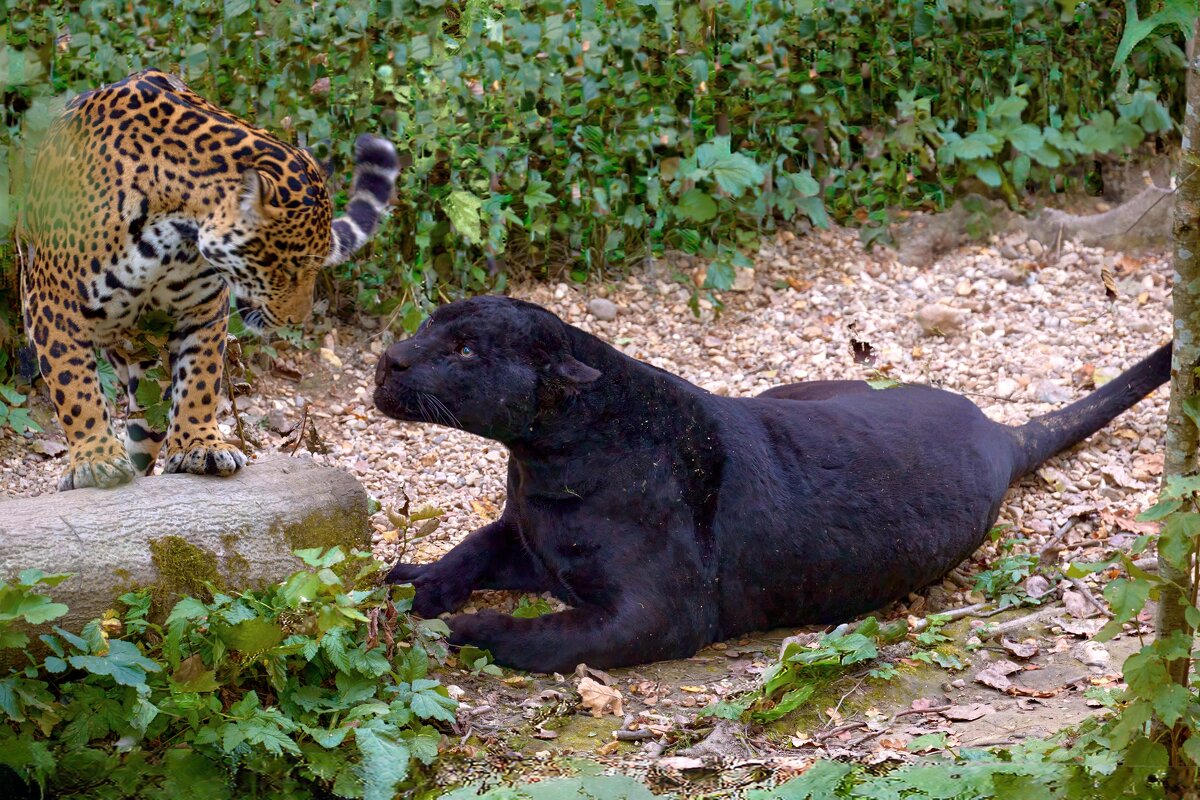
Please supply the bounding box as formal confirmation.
[444,190,483,245]
[676,188,718,223]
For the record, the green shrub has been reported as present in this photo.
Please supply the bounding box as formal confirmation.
[0,0,1185,418]
[0,548,455,799]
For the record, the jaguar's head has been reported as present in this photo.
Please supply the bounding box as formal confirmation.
[372,296,602,442]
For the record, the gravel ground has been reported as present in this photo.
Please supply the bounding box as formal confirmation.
[1,227,1173,609]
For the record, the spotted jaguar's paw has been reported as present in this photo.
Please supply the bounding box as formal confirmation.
[163,441,247,477]
[58,447,138,491]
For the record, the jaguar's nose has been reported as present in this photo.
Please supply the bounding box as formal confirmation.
[375,345,410,386]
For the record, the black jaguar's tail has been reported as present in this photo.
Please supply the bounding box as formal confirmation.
[1009,342,1171,480]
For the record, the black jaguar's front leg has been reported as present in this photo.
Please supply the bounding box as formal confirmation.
[448,596,706,673]
[386,517,552,617]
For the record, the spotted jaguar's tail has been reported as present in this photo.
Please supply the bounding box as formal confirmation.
[1008,342,1171,480]
[326,134,400,266]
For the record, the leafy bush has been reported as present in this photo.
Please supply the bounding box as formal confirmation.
[0,548,456,799]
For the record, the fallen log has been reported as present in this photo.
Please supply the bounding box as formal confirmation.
[0,454,371,630]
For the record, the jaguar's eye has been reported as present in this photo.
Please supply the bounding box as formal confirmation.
[458,344,475,358]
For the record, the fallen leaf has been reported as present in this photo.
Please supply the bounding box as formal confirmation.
[578,676,623,718]
[1005,685,1060,698]
[1100,464,1142,489]
[470,498,500,518]
[1101,510,1159,536]
[974,660,1022,691]
[680,685,706,693]
[1053,616,1106,637]
[1000,638,1039,660]
[532,726,558,740]
[880,737,909,750]
[574,663,616,685]
[1024,575,1053,599]
[596,739,620,755]
[909,697,938,712]
[1131,453,1164,479]
[941,703,993,722]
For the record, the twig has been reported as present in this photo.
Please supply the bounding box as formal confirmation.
[613,729,655,741]
[909,602,994,634]
[893,704,953,719]
[1037,517,1079,565]
[848,727,887,748]
[980,604,1065,640]
[1068,577,1112,618]
[226,372,246,453]
[814,721,867,741]
[290,402,310,456]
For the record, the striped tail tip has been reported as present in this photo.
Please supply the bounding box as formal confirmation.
[327,134,400,266]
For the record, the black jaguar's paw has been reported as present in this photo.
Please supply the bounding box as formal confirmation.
[386,561,473,617]
[385,561,430,584]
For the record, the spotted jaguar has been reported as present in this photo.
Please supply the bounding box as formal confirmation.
[18,69,399,490]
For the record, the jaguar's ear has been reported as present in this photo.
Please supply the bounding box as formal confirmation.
[239,168,278,218]
[552,355,601,385]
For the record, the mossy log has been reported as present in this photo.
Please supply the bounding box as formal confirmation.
[0,454,371,629]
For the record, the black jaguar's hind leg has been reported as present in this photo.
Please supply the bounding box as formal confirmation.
[386,518,554,617]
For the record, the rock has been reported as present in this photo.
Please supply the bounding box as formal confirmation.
[1074,641,1110,668]
[731,267,756,292]
[1092,366,1121,387]
[1027,239,1044,257]
[0,455,371,635]
[587,298,619,321]
[319,347,343,369]
[915,303,967,336]
[1031,380,1071,404]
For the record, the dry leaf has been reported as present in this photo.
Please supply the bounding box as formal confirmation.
[974,660,1022,691]
[575,663,616,685]
[31,438,67,457]
[578,676,623,718]
[1005,685,1060,698]
[532,726,558,740]
[1100,510,1159,536]
[596,739,620,755]
[1024,575,1053,599]
[880,737,909,750]
[1000,638,1039,659]
[680,685,706,693]
[910,697,938,712]
[658,756,706,771]
[1054,616,1106,637]
[941,703,993,722]
[470,498,500,518]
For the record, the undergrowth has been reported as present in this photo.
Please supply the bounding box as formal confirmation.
[0,547,456,799]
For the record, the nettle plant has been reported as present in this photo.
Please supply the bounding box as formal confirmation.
[0,548,456,800]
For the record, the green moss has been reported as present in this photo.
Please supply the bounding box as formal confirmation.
[280,508,367,554]
[148,535,224,608]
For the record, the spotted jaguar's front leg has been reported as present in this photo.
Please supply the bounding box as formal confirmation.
[162,291,246,477]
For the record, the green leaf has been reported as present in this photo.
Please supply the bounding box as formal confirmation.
[356,723,412,800]
[1007,124,1044,153]
[223,618,284,654]
[1113,0,1195,71]
[409,685,457,722]
[1138,498,1182,521]
[750,760,852,799]
[974,161,1003,187]
[444,190,483,245]
[1103,577,1151,622]
[676,189,718,223]
[1152,682,1192,727]
[696,136,765,196]
[67,639,161,687]
[989,95,1029,118]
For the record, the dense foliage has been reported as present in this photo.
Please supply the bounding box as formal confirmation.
[0,0,1184,335]
[0,548,456,799]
